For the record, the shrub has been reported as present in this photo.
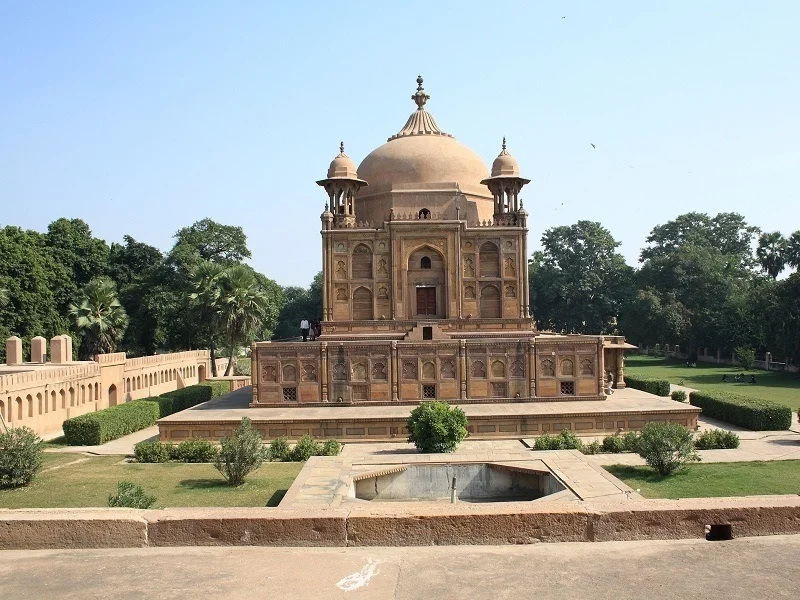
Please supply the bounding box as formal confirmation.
[694,429,740,450]
[671,390,687,402]
[0,426,44,488]
[734,346,756,370]
[690,390,792,431]
[290,435,322,462]
[173,439,217,462]
[156,385,213,417]
[533,429,584,451]
[601,434,628,453]
[581,440,602,455]
[108,481,156,509]
[625,375,671,397]
[62,400,161,445]
[214,417,264,486]
[267,436,291,461]
[198,380,231,398]
[406,401,468,453]
[321,439,342,457]
[134,440,171,463]
[621,431,640,453]
[636,421,699,476]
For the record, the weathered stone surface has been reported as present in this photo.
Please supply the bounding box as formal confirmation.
[588,496,800,541]
[346,503,590,546]
[0,508,148,549]
[146,508,348,547]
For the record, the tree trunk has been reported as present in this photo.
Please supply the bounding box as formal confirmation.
[225,348,235,376]
[210,341,218,378]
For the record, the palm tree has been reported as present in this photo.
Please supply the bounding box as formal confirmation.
[217,265,272,376]
[755,232,787,280]
[189,261,226,377]
[786,230,800,271]
[69,277,129,358]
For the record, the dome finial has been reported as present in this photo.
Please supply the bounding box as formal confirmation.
[502,137,507,152]
[412,75,430,110]
[339,141,345,155]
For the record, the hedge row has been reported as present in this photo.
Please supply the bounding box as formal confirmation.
[62,380,232,446]
[689,390,792,431]
[624,375,671,397]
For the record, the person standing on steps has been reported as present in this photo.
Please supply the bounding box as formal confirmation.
[300,318,310,342]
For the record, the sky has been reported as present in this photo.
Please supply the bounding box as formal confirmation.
[1,1,799,286]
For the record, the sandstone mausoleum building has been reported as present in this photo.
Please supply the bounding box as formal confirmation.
[251,78,631,407]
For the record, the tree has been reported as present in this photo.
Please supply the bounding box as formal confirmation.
[170,218,251,271]
[214,417,265,486]
[272,272,321,340]
[189,261,227,376]
[69,277,129,358]
[636,422,699,476]
[786,230,800,271]
[530,221,634,334]
[618,288,690,347]
[756,232,787,279]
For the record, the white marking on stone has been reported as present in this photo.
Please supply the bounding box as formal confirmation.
[336,559,381,592]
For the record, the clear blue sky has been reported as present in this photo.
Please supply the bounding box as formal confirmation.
[2,1,798,286]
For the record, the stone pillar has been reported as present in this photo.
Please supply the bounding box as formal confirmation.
[30,336,47,363]
[766,351,771,371]
[597,338,606,394]
[528,340,537,398]
[320,343,329,402]
[391,341,399,401]
[459,340,467,400]
[615,349,626,389]
[51,335,69,364]
[5,336,22,365]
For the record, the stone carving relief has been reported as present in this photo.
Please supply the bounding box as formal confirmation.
[301,363,317,382]
[377,258,388,275]
[561,358,574,377]
[471,360,486,378]
[371,362,387,380]
[335,242,346,253]
[491,359,506,378]
[377,284,389,299]
[332,362,347,381]
[464,284,475,300]
[504,257,516,277]
[422,361,436,380]
[402,360,418,380]
[440,359,456,379]
[504,284,516,298]
[464,256,475,278]
[510,359,524,378]
[336,287,348,301]
[352,363,367,381]
[378,241,387,251]
[336,260,347,278]
[580,358,594,376]
[282,364,297,382]
[540,358,555,377]
[260,364,277,383]
[504,240,513,250]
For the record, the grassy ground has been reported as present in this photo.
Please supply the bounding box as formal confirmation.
[606,460,800,498]
[626,355,800,411]
[0,453,302,509]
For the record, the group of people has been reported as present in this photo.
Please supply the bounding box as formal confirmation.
[299,318,321,342]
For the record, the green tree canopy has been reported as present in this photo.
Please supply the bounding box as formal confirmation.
[69,276,129,359]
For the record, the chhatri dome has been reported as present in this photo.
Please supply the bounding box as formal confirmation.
[326,141,359,179]
[354,76,497,224]
[490,137,521,177]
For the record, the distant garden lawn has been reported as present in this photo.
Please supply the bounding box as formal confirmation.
[606,460,800,498]
[0,453,302,509]
[625,355,800,411]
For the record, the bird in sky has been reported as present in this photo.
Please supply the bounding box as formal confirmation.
[590,143,596,149]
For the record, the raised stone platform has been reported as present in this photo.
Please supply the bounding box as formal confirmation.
[157,386,700,442]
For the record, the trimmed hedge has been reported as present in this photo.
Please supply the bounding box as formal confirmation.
[63,381,232,446]
[63,400,161,446]
[689,390,792,431]
[625,375,671,397]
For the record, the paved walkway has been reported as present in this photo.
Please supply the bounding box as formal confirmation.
[46,426,159,456]
[1,535,799,599]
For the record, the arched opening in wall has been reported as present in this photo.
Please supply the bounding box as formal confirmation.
[16,397,23,421]
[198,364,207,382]
[418,208,431,219]
[407,246,446,318]
[352,244,373,279]
[0,399,5,423]
[136,376,141,389]
[108,385,118,407]
[38,393,44,414]
[88,385,93,403]
[420,256,432,269]
[60,389,66,409]
[69,388,75,406]
[26,395,33,418]
[480,285,501,318]
[95,383,99,401]
[81,385,86,404]
[479,242,500,278]
[51,390,56,412]
[352,287,374,320]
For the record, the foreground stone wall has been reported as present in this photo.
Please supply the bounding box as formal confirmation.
[0,338,218,439]
[2,496,798,549]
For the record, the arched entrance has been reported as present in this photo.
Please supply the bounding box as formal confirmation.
[480,284,501,318]
[108,385,118,407]
[198,364,207,382]
[407,245,446,318]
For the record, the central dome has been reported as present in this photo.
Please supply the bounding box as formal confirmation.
[354,77,493,224]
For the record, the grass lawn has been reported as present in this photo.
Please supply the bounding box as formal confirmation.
[0,453,303,509]
[606,460,800,498]
[626,355,800,411]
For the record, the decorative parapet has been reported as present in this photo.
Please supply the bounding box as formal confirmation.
[123,350,210,371]
[0,363,101,394]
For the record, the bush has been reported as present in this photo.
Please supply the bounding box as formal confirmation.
[636,422,700,476]
[214,417,264,486]
[734,346,756,370]
[533,429,584,451]
[601,434,628,453]
[690,391,792,431]
[581,440,602,455]
[267,436,291,461]
[0,426,44,488]
[621,431,640,452]
[290,435,322,462]
[173,439,217,462]
[134,440,172,463]
[321,439,342,457]
[62,400,161,445]
[694,429,740,450]
[671,390,687,402]
[156,384,213,417]
[625,375,671,397]
[406,401,468,453]
[198,380,231,398]
[108,481,156,509]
